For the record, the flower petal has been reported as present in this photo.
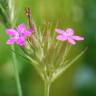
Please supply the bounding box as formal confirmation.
[56,35,67,41]
[16,37,25,46]
[6,29,17,36]
[68,38,76,45]
[66,28,74,36]
[17,23,26,33]
[7,38,17,45]
[55,29,65,35]
[23,29,34,37]
[72,36,84,41]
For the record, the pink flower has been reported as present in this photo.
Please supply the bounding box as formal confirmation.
[55,28,84,45]
[6,23,34,46]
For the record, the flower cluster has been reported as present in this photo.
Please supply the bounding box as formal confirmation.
[5,23,85,81]
[5,22,86,96]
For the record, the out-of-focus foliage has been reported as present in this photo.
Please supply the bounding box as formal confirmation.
[0,0,96,96]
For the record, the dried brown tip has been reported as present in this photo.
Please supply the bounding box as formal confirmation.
[25,8,31,17]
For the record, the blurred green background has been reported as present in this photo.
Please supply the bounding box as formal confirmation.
[0,0,96,96]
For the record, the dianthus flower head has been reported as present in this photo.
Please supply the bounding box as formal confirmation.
[55,28,84,45]
[6,23,34,46]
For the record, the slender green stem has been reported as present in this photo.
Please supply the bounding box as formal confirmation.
[12,45,23,96]
[44,80,51,96]
[8,0,23,95]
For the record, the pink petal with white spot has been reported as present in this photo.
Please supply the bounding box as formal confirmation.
[72,36,84,41]
[7,38,17,45]
[66,28,74,36]
[68,38,76,45]
[17,23,26,33]
[6,29,17,36]
[55,29,65,35]
[16,37,25,46]
[56,35,67,41]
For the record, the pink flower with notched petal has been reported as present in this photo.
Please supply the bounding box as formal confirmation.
[6,23,34,46]
[55,28,84,45]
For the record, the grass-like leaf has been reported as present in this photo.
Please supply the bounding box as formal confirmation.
[51,48,87,82]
